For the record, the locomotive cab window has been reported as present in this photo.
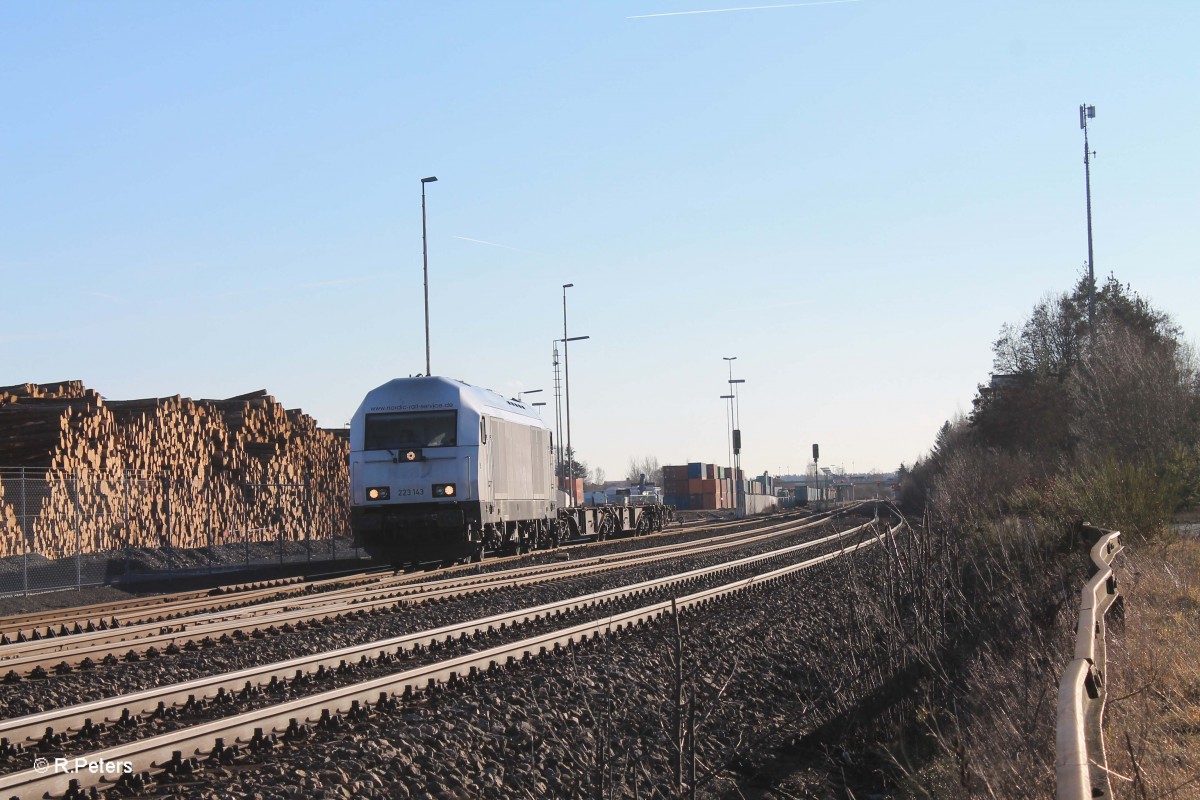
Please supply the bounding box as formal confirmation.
[365,411,458,450]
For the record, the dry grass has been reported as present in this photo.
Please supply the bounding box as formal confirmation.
[1106,533,1200,799]
[882,522,1078,799]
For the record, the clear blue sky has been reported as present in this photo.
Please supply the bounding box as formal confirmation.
[3,1,1198,479]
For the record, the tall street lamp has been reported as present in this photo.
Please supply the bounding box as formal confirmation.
[552,341,564,479]
[1079,103,1097,325]
[559,335,590,497]
[720,394,735,477]
[563,284,573,490]
[420,176,438,376]
[722,357,737,473]
[560,284,589,503]
[730,375,746,518]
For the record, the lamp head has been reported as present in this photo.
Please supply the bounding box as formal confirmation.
[421,176,438,183]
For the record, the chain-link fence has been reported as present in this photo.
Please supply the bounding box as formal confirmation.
[0,467,359,596]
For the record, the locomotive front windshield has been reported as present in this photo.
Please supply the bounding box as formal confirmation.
[364,411,458,450]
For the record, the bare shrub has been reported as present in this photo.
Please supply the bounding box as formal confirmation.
[929,446,1045,531]
[865,514,1087,798]
[1069,322,1200,469]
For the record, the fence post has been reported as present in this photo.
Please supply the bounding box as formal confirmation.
[304,477,312,564]
[73,475,82,591]
[163,475,174,573]
[330,477,338,562]
[206,486,214,571]
[122,470,130,578]
[243,482,251,568]
[278,484,285,569]
[21,467,28,597]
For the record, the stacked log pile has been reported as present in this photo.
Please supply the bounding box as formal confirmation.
[0,478,20,559]
[0,382,349,560]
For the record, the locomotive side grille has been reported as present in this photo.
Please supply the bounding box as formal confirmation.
[488,417,551,501]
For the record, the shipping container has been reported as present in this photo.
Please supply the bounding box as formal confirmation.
[663,465,688,481]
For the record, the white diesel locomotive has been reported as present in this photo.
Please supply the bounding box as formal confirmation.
[349,376,670,565]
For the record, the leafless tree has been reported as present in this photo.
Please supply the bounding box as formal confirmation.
[626,456,662,485]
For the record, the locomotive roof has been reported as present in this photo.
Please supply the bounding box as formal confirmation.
[358,375,547,425]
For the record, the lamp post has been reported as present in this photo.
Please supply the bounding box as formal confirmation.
[561,284,588,504]
[519,389,544,402]
[720,393,735,513]
[1079,104,1097,326]
[720,394,735,474]
[729,375,746,518]
[559,335,589,496]
[722,357,736,473]
[552,342,563,480]
[420,176,438,376]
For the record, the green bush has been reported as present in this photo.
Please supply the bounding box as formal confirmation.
[1042,458,1178,542]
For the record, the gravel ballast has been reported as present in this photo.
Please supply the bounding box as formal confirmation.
[136,536,895,799]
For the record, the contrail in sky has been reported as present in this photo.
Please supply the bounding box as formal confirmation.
[628,0,861,19]
[453,235,542,255]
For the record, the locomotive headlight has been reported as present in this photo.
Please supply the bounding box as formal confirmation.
[366,486,390,501]
[404,451,418,462]
[433,483,456,498]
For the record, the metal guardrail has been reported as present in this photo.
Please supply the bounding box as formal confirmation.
[1055,524,1123,800]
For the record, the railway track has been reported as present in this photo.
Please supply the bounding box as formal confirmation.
[0,509,853,678]
[0,508,827,644]
[0,515,895,799]
[0,570,386,643]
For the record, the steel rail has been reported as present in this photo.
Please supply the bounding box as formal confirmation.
[0,510,844,666]
[0,574,331,636]
[0,519,889,798]
[0,512,855,675]
[0,569,391,642]
[0,520,877,753]
[0,508,831,642]
[1055,526,1122,800]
